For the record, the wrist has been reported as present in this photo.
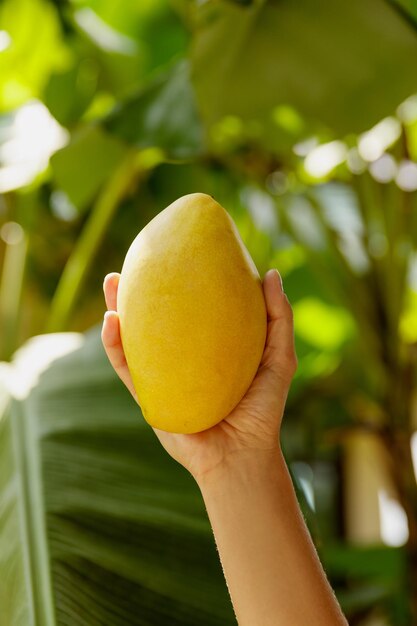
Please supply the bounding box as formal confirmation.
[195,445,285,493]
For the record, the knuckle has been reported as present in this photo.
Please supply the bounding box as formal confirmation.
[278,350,298,380]
[269,359,295,384]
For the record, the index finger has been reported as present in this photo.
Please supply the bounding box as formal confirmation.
[103,272,120,311]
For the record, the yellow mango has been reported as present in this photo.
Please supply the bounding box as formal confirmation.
[117,193,267,434]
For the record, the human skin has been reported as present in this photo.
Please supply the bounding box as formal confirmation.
[101,269,348,626]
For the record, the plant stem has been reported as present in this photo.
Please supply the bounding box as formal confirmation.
[46,150,141,333]
[0,225,28,361]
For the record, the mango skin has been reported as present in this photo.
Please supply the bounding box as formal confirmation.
[117,193,267,434]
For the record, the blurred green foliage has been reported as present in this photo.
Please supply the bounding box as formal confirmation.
[1,0,417,624]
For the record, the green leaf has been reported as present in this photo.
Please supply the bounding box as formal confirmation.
[0,374,31,626]
[400,288,417,343]
[293,297,355,351]
[0,329,236,625]
[71,8,144,99]
[51,126,128,211]
[322,543,405,581]
[226,0,255,5]
[0,364,56,626]
[43,58,100,126]
[104,61,205,160]
[68,0,189,75]
[390,0,417,26]
[322,543,408,621]
[191,0,417,138]
[337,583,396,614]
[0,0,70,112]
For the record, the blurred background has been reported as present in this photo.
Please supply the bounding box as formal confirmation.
[0,0,417,624]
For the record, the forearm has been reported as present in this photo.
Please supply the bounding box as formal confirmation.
[196,448,347,626]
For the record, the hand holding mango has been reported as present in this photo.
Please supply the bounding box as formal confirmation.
[102,193,296,479]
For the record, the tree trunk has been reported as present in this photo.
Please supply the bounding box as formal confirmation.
[384,428,417,624]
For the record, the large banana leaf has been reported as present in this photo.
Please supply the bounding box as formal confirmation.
[0,328,236,625]
[192,0,417,139]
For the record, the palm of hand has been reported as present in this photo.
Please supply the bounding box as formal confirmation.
[102,270,296,481]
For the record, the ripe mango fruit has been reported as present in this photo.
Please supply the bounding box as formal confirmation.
[117,193,267,434]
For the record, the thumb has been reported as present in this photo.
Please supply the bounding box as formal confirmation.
[260,269,297,383]
[232,269,297,427]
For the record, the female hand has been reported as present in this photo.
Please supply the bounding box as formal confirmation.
[101,269,297,483]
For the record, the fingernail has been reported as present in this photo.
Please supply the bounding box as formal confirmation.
[273,269,283,290]
[104,310,113,321]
